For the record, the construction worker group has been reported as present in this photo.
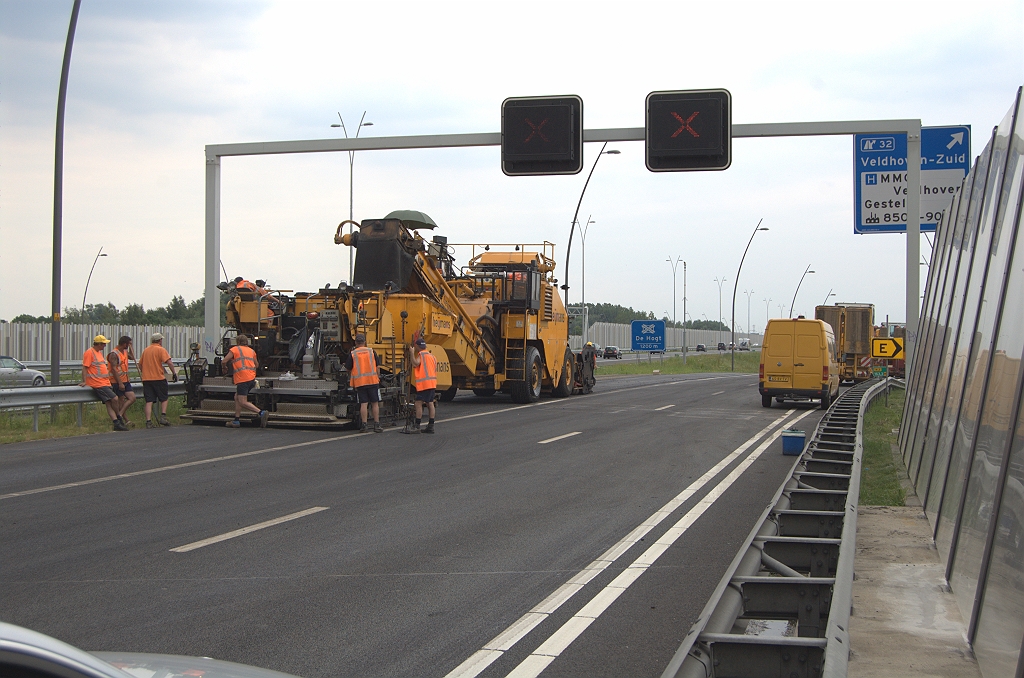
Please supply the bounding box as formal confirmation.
[81,332,178,431]
[81,329,440,433]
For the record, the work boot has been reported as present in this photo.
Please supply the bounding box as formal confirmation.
[158,415,171,426]
[424,421,435,434]
[113,419,129,432]
[259,410,269,428]
[145,420,157,429]
[226,419,241,428]
[373,422,383,433]
[120,416,135,429]
[358,421,367,432]
[402,424,421,434]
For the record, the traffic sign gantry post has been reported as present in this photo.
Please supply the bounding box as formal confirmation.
[871,337,904,359]
[501,95,583,176]
[646,89,732,172]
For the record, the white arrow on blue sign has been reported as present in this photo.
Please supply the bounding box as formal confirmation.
[854,125,971,234]
[631,319,666,352]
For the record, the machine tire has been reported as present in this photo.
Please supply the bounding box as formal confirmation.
[552,349,573,398]
[510,346,543,404]
[820,390,832,410]
[439,386,458,402]
[473,388,496,397]
[761,394,772,408]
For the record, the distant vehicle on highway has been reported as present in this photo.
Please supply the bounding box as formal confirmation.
[717,342,727,351]
[0,356,46,387]
[695,344,707,352]
[603,346,622,359]
[739,339,751,351]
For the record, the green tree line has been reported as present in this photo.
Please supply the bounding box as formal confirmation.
[7,294,226,326]
[569,303,730,334]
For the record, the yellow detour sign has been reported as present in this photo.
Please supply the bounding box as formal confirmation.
[871,337,904,359]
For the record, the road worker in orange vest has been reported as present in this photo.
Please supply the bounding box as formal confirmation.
[223,334,268,428]
[107,335,136,429]
[79,334,127,431]
[345,333,382,433]
[405,338,437,434]
[140,333,177,428]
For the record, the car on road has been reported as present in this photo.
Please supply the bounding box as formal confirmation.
[739,339,750,351]
[0,356,46,387]
[603,346,622,359]
[717,342,727,351]
[695,344,707,352]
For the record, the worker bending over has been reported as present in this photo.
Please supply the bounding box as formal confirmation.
[224,335,268,428]
[406,338,437,434]
[107,335,136,428]
[80,334,127,431]
[347,333,382,433]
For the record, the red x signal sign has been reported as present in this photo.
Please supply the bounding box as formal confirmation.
[646,89,732,172]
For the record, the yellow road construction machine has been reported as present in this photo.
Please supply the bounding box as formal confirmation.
[182,211,596,428]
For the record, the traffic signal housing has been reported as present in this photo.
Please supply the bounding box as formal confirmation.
[502,95,583,176]
[646,89,732,172]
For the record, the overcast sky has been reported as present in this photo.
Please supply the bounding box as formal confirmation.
[1,0,1022,331]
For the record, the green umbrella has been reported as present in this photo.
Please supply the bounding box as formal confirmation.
[385,209,438,230]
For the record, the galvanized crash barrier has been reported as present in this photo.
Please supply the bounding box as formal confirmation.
[662,378,888,678]
[0,383,186,431]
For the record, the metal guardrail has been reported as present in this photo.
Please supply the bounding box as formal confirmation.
[2,360,189,387]
[0,382,187,431]
[662,378,889,678]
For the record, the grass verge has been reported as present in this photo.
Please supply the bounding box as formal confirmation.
[860,386,906,506]
[0,395,187,445]
[597,351,760,376]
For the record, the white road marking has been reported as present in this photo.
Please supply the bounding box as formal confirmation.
[502,407,818,677]
[169,507,329,553]
[654,404,675,411]
[3,376,752,502]
[537,432,582,445]
[443,408,803,678]
[711,390,725,396]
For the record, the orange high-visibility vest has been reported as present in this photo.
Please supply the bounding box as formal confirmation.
[108,347,130,385]
[350,346,379,387]
[236,279,257,292]
[83,348,111,388]
[413,350,437,390]
[227,345,258,384]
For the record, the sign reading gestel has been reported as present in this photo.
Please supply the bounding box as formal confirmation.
[854,125,971,234]
[631,319,666,352]
[871,337,904,359]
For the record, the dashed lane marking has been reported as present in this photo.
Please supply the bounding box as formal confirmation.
[537,432,582,445]
[654,404,675,411]
[169,507,329,553]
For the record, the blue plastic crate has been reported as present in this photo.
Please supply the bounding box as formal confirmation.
[781,429,806,455]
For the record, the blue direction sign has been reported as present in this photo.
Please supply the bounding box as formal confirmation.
[631,319,666,352]
[854,125,971,234]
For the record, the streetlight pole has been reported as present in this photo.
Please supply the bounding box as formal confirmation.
[51,0,82,389]
[822,289,836,306]
[744,289,755,342]
[82,247,107,317]
[667,256,683,348]
[579,215,595,344]
[682,261,687,363]
[764,297,772,331]
[714,276,726,349]
[332,111,374,283]
[789,264,815,317]
[563,143,619,309]
[731,219,768,370]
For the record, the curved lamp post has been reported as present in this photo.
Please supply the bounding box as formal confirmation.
[822,289,836,306]
[789,265,815,317]
[730,219,768,370]
[744,289,756,336]
[667,256,683,350]
[81,247,107,317]
[331,111,374,283]
[763,297,772,331]
[562,143,618,308]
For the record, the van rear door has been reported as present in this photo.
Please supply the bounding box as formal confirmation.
[764,321,794,386]
[794,322,824,390]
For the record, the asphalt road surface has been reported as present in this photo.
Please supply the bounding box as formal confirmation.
[1,372,824,678]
